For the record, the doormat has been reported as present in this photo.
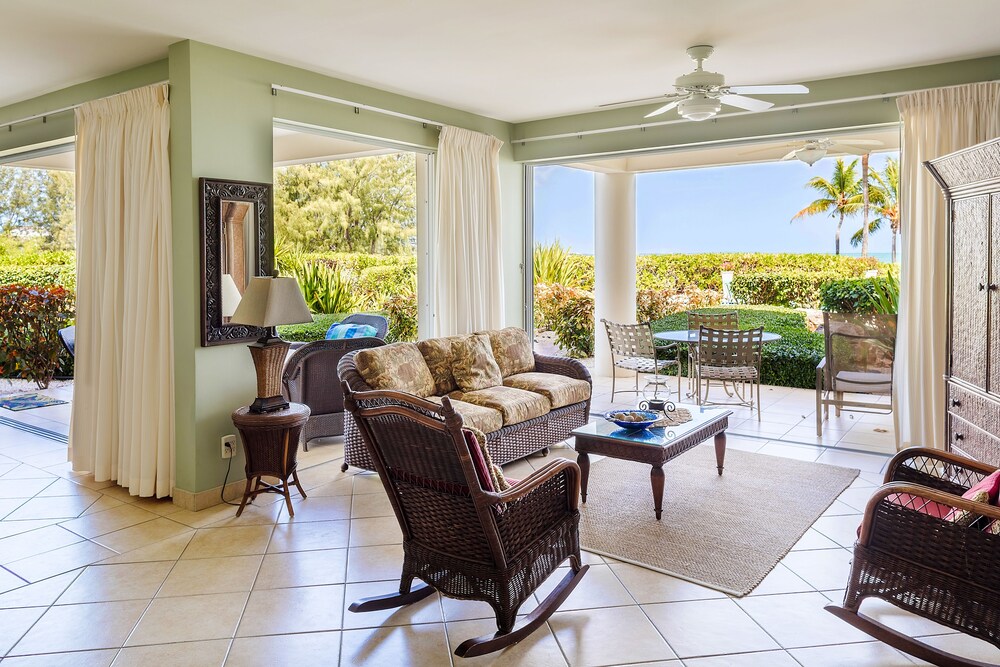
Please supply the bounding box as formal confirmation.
[0,393,68,412]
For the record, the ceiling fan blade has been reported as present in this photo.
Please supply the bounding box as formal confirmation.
[728,84,809,95]
[644,100,681,118]
[737,143,799,156]
[828,143,883,154]
[828,138,884,147]
[598,94,675,109]
[780,149,799,161]
[720,94,774,112]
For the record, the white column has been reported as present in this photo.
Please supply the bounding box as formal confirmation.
[594,172,637,377]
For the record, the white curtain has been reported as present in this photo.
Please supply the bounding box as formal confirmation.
[432,126,504,336]
[71,83,175,497]
[894,82,1000,450]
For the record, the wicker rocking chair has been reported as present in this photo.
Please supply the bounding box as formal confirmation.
[826,447,1000,667]
[343,387,589,658]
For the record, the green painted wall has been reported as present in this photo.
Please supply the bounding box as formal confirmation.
[0,61,168,153]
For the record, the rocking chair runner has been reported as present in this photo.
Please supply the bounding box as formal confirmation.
[826,447,1000,667]
[343,387,589,658]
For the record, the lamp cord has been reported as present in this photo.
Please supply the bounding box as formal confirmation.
[219,453,241,506]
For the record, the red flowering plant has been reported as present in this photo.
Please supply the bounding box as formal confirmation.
[0,284,74,389]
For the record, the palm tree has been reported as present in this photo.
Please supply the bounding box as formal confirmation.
[872,157,900,263]
[860,153,871,257]
[792,158,863,255]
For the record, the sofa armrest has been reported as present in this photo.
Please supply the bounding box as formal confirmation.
[337,349,376,393]
[533,353,592,384]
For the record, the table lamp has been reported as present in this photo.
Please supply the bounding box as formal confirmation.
[229,275,313,413]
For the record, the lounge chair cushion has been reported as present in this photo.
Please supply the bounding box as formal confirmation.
[450,385,550,426]
[354,342,436,398]
[417,336,463,395]
[426,396,503,434]
[483,327,535,378]
[452,333,503,392]
[503,372,591,409]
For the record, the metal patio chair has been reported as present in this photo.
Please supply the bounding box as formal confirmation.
[602,319,680,401]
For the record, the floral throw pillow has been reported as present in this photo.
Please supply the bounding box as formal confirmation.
[452,333,503,392]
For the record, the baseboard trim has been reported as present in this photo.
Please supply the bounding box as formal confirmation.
[172,479,248,512]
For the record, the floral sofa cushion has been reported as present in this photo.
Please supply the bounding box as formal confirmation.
[482,327,535,378]
[425,396,504,434]
[503,372,592,409]
[417,335,463,395]
[450,385,550,426]
[354,342,436,397]
[451,333,503,392]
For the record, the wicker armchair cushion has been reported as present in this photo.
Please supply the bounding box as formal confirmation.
[483,327,535,378]
[425,396,503,434]
[450,385,550,425]
[417,336,463,395]
[452,333,503,392]
[503,372,591,409]
[354,342,436,397]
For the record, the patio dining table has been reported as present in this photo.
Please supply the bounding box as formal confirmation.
[654,329,782,399]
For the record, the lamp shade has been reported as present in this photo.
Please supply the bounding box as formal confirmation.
[230,276,312,328]
[221,273,243,318]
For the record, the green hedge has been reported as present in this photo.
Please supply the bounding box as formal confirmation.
[0,250,74,267]
[301,252,416,273]
[819,278,882,313]
[565,252,882,293]
[0,265,76,291]
[277,313,350,342]
[651,306,823,389]
[730,270,845,308]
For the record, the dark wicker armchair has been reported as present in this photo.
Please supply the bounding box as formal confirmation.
[282,337,384,450]
[343,388,589,658]
[827,447,1000,667]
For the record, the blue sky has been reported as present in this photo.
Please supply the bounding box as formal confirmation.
[533,152,898,257]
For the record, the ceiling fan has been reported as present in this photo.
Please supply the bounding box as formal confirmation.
[740,137,885,166]
[601,45,809,122]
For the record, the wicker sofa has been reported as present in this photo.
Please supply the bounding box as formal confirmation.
[338,327,592,472]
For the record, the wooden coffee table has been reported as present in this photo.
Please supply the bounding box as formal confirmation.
[571,407,731,520]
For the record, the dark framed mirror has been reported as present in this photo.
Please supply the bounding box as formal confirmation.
[199,178,274,346]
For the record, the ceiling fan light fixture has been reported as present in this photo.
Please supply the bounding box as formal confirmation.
[678,94,721,122]
[795,146,827,166]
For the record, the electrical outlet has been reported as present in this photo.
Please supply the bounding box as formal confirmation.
[221,434,237,459]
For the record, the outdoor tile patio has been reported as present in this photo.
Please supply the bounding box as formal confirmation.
[0,382,995,666]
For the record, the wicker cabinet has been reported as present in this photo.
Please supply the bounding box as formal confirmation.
[926,137,1000,466]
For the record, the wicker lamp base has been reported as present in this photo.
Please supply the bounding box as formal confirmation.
[247,337,291,414]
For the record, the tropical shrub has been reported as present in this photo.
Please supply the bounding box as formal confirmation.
[652,306,823,389]
[535,283,594,358]
[383,292,418,343]
[0,285,74,388]
[291,261,358,314]
[358,264,417,312]
[819,271,900,314]
[636,287,721,322]
[533,241,586,288]
[731,270,844,308]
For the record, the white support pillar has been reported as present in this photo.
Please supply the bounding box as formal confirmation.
[594,172,637,378]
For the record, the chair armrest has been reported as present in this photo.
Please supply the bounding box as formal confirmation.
[337,350,375,392]
[490,458,581,511]
[858,481,1000,546]
[884,446,997,485]
[533,353,592,384]
[816,357,826,390]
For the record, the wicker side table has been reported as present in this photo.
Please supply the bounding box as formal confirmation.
[231,403,310,518]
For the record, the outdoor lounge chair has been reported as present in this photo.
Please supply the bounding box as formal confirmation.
[602,319,680,401]
[343,387,588,658]
[827,447,1000,667]
[815,312,895,436]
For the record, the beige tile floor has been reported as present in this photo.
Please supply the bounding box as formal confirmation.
[0,382,997,665]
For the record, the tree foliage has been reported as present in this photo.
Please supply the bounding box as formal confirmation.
[0,167,75,253]
[791,158,863,255]
[274,154,416,255]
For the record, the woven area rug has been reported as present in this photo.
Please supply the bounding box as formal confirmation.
[0,392,67,411]
[579,445,859,596]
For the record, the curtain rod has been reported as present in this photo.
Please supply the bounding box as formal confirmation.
[0,80,170,132]
[271,84,445,130]
[513,79,1000,145]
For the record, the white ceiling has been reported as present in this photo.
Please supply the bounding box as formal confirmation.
[4,0,1000,123]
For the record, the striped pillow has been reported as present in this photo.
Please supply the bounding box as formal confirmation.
[325,323,378,340]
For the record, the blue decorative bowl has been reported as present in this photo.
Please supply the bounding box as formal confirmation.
[604,410,661,431]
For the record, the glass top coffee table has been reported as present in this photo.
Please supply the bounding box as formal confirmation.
[571,407,732,520]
